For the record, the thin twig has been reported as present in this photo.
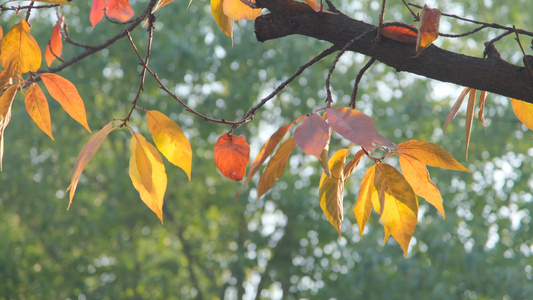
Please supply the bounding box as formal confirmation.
[402,0,419,21]
[350,57,376,109]
[513,26,533,82]
[375,0,387,43]
[0,4,59,11]
[439,24,487,38]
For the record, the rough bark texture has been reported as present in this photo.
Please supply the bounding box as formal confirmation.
[254,0,533,103]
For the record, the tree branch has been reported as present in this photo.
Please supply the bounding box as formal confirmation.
[254,0,533,103]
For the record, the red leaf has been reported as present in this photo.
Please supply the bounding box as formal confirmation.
[381,23,417,44]
[214,133,250,181]
[45,21,63,67]
[294,113,330,159]
[90,0,106,27]
[107,0,134,23]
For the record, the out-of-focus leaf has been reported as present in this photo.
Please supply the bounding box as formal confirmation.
[0,84,18,171]
[465,89,477,160]
[0,21,41,77]
[382,23,418,44]
[107,0,135,22]
[40,73,91,133]
[294,113,330,159]
[214,133,250,181]
[415,4,441,56]
[25,83,53,140]
[66,121,117,209]
[374,163,418,257]
[319,148,350,238]
[444,87,471,131]
[223,0,262,21]
[90,0,106,27]
[129,132,167,223]
[45,22,63,67]
[146,110,192,180]
[511,98,533,130]
[353,164,376,238]
[211,0,233,39]
[478,91,488,132]
[344,149,365,182]
[152,0,174,14]
[257,138,295,200]
[399,155,444,218]
[397,140,471,172]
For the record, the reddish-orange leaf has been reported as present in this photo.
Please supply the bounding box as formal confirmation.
[223,0,262,21]
[107,0,135,22]
[511,98,533,130]
[129,132,167,223]
[381,23,417,44]
[478,91,488,132]
[415,5,441,56]
[40,73,91,133]
[294,113,331,159]
[214,133,250,181]
[302,0,336,14]
[0,71,12,91]
[397,140,471,172]
[465,89,477,160]
[0,21,41,77]
[344,149,365,182]
[257,138,296,200]
[25,83,53,140]
[152,0,174,14]
[90,0,106,27]
[443,87,472,131]
[45,22,63,67]
[399,155,444,218]
[211,0,233,39]
[353,164,376,238]
[237,124,293,198]
[374,163,418,257]
[66,121,117,209]
[319,148,350,238]
[0,84,18,171]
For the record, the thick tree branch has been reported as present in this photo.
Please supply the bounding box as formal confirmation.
[254,0,533,103]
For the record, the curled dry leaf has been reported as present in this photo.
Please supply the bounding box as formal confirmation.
[465,89,477,160]
[0,84,19,171]
[214,133,250,181]
[415,5,441,56]
[443,87,472,131]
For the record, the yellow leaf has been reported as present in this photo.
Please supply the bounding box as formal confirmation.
[319,148,350,238]
[66,121,117,209]
[0,21,42,77]
[257,138,295,200]
[223,0,262,21]
[146,110,192,180]
[25,83,53,140]
[353,164,376,238]
[344,149,365,182]
[399,155,444,218]
[511,98,533,130]
[0,84,19,171]
[374,163,418,257]
[40,73,91,133]
[0,71,12,91]
[211,0,233,39]
[397,140,471,172]
[415,4,441,56]
[465,89,477,160]
[151,0,174,14]
[129,133,167,223]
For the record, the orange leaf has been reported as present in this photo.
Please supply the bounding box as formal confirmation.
[25,83,53,140]
[511,98,533,130]
[374,163,418,257]
[107,0,134,22]
[211,0,233,39]
[381,23,418,44]
[319,148,350,238]
[45,22,63,67]
[223,0,262,21]
[237,124,293,198]
[399,155,444,218]
[90,0,106,27]
[152,0,174,14]
[344,149,365,182]
[0,71,12,91]
[353,164,376,238]
[0,21,42,77]
[443,87,472,131]
[302,0,336,14]
[214,133,250,181]
[465,89,477,160]
[397,140,470,172]
[40,73,91,133]
[0,84,18,171]
[415,5,441,56]
[257,137,295,200]
[146,110,192,180]
[478,91,488,132]
[66,121,117,209]
[129,132,167,223]
[294,113,331,159]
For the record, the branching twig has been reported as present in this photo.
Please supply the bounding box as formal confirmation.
[350,57,376,109]
[402,0,419,21]
[439,24,487,38]
[513,26,533,82]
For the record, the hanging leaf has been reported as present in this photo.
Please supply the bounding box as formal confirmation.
[256,138,296,200]
[381,23,418,44]
[319,148,350,238]
[45,21,63,67]
[152,0,174,14]
[90,0,106,27]
[0,71,12,91]
[0,21,41,77]
[344,149,365,182]
[465,89,477,160]
[211,0,233,39]
[294,114,331,159]
[478,91,488,132]
[443,87,472,131]
[25,83,53,140]
[397,140,471,172]
[107,0,135,22]
[511,98,533,130]
[129,132,167,223]
[223,0,262,21]
[353,164,376,238]
[415,4,441,56]
[399,155,444,218]
[0,84,18,171]
[146,110,192,180]
[40,73,91,133]
[66,121,117,209]
[214,133,250,181]
[374,163,418,257]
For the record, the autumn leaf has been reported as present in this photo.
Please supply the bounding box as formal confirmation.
[381,23,418,44]
[511,98,533,130]
[214,133,250,181]
[146,110,192,180]
[302,0,336,14]
[0,71,12,91]
[223,0,262,21]
[152,0,174,14]
[353,164,376,238]
[478,91,488,132]
[211,0,233,39]
[374,163,418,257]
[107,0,135,23]
[319,148,350,238]
[45,22,63,67]
[0,21,41,77]
[465,89,477,160]
[443,87,472,131]
[397,140,471,172]
[90,0,106,27]
[0,84,18,171]
[344,149,365,182]
[399,155,444,218]
[25,83,53,140]
[40,73,91,133]
[415,5,441,56]
[256,138,296,200]
[66,121,117,209]
[294,113,330,159]
[237,124,293,198]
